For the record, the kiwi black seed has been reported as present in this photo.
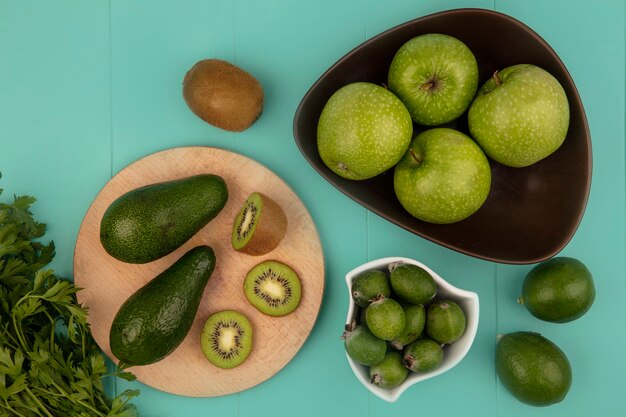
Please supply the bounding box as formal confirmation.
[182,59,264,132]
[232,192,287,256]
[201,310,253,369]
[244,260,301,316]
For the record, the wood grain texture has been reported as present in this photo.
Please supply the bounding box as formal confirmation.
[74,147,325,397]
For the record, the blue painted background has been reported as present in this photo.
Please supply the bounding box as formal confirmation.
[0,0,624,416]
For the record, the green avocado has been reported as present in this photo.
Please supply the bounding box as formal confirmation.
[496,332,572,406]
[110,245,216,366]
[100,174,228,264]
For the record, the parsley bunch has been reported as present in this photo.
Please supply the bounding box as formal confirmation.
[0,181,139,416]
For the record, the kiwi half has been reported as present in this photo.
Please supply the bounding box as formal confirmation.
[232,192,287,256]
[182,59,264,132]
[244,260,301,316]
[201,310,253,369]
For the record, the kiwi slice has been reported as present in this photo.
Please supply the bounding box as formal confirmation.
[201,310,253,369]
[232,192,288,256]
[182,59,264,132]
[244,260,301,316]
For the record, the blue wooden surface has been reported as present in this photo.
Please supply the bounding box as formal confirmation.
[0,1,624,416]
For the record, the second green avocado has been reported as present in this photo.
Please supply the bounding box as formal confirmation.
[110,245,216,366]
[100,174,228,264]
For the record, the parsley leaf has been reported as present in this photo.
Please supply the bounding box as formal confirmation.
[0,182,140,416]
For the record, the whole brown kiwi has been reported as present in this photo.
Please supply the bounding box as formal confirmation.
[182,59,264,132]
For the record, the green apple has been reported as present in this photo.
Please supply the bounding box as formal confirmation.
[388,33,478,126]
[317,82,412,180]
[468,64,570,167]
[394,128,491,224]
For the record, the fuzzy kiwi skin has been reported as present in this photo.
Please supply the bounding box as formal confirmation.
[234,193,287,256]
[183,59,264,132]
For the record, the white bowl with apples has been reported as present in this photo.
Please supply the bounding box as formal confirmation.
[344,257,479,402]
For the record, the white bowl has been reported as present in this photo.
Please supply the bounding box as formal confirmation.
[344,257,479,402]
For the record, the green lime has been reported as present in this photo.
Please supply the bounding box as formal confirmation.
[365,296,406,341]
[369,351,409,388]
[342,322,386,366]
[390,303,425,350]
[496,332,572,406]
[426,299,466,344]
[403,338,443,372]
[351,269,391,307]
[389,262,437,304]
[519,257,595,323]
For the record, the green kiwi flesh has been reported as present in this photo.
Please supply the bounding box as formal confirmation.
[244,260,301,316]
[232,193,261,250]
[231,192,287,255]
[201,310,253,369]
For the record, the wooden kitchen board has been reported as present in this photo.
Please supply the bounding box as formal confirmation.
[74,147,325,397]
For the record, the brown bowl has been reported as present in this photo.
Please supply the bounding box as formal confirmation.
[293,8,591,265]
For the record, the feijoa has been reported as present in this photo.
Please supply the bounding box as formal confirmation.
[390,303,425,350]
[370,351,409,388]
[403,338,443,372]
[342,321,386,366]
[426,299,466,344]
[365,296,405,341]
[351,269,391,307]
[389,262,437,304]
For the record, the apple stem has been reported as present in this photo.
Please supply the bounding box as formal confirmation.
[419,81,434,91]
[492,70,502,87]
[409,148,423,164]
